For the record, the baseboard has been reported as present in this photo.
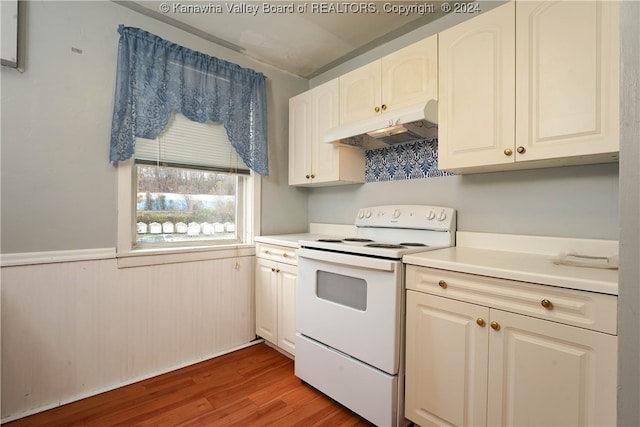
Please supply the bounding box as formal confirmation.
[0,339,265,424]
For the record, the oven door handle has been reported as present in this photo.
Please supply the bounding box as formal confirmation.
[297,248,397,272]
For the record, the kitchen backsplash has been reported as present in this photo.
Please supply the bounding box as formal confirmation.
[365,138,454,182]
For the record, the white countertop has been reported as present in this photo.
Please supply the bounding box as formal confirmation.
[257,230,619,295]
[255,223,357,248]
[254,233,327,248]
[403,232,619,295]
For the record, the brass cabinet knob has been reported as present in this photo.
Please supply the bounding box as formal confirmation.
[504,148,513,156]
[310,174,315,179]
[476,318,486,327]
[276,269,280,273]
[541,299,553,310]
[264,250,270,254]
[490,321,500,330]
[271,267,276,272]
[517,146,526,154]
[283,253,288,258]
[305,174,310,179]
[381,104,387,111]
[374,106,380,113]
[438,280,448,289]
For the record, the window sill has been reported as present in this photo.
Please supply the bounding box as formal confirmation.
[116,243,256,268]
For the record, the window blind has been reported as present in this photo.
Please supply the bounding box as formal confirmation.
[135,113,250,174]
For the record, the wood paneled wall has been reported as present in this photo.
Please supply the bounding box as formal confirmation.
[1,254,255,422]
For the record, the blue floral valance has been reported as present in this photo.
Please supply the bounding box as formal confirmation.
[109,25,269,175]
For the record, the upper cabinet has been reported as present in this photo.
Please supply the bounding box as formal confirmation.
[339,35,438,124]
[438,2,516,171]
[289,79,365,187]
[438,0,620,173]
[515,0,619,162]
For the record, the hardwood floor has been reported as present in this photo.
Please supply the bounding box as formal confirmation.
[5,343,375,427]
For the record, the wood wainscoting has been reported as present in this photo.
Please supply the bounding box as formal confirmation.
[1,253,256,421]
[4,343,373,426]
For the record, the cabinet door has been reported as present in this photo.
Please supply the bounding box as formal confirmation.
[288,93,312,185]
[405,291,489,427]
[438,2,515,171]
[339,61,381,124]
[515,0,619,161]
[310,79,341,183]
[382,35,438,113]
[255,258,278,345]
[487,309,617,427]
[277,263,298,355]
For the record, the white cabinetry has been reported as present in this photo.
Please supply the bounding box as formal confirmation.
[438,0,619,173]
[339,35,437,124]
[405,266,617,427]
[255,242,298,355]
[438,2,515,172]
[289,79,364,186]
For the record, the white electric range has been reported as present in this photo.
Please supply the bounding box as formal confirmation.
[295,205,456,427]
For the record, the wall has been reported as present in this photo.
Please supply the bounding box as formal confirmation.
[308,163,619,239]
[0,0,308,255]
[618,1,640,425]
[0,0,308,421]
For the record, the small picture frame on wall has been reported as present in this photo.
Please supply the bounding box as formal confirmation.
[1,0,20,68]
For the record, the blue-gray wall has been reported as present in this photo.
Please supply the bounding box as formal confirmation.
[0,0,308,254]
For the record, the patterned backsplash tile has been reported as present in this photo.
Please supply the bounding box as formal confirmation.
[365,138,454,182]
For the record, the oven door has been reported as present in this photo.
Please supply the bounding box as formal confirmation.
[296,248,403,375]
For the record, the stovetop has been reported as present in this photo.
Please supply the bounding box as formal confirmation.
[299,205,457,260]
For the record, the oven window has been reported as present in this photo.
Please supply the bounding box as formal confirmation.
[316,271,367,311]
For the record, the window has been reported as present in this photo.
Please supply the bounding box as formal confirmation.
[135,165,247,248]
[118,113,259,255]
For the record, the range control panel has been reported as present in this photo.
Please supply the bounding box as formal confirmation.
[354,205,456,231]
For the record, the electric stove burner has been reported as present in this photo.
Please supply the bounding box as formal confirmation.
[365,243,407,249]
[400,243,428,247]
[343,238,374,242]
[317,239,343,243]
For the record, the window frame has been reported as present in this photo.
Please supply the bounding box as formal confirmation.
[116,158,260,268]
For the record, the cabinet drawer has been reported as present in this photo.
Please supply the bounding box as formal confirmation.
[255,243,297,265]
[406,265,617,335]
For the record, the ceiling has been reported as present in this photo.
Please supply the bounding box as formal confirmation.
[116,1,447,78]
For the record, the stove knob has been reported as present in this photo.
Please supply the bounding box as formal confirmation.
[358,210,365,219]
[365,210,372,218]
[438,210,447,221]
[392,209,401,219]
[427,210,436,220]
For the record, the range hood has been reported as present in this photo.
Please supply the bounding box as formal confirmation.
[324,100,438,149]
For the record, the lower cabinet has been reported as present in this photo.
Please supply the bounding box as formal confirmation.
[255,244,298,355]
[405,267,617,427]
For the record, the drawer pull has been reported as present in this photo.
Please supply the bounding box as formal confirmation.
[541,299,554,310]
[438,280,448,289]
[490,321,500,331]
[264,250,270,254]
[476,318,486,327]
[283,253,288,258]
